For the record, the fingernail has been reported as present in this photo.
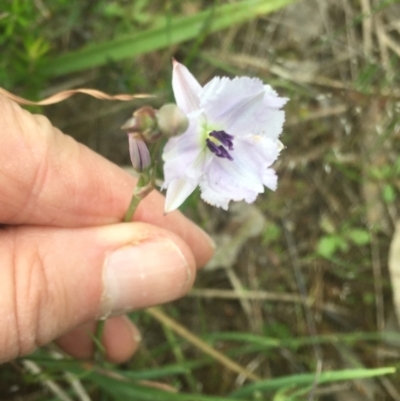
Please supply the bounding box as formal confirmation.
[100,239,191,318]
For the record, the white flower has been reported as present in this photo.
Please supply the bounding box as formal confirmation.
[162,60,288,213]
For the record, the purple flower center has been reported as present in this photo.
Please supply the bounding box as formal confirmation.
[206,130,234,161]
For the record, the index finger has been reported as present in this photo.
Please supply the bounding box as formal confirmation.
[0,95,214,267]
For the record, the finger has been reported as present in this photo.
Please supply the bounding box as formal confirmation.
[0,95,214,267]
[56,316,141,364]
[0,222,195,363]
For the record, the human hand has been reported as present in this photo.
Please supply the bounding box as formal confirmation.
[0,95,214,364]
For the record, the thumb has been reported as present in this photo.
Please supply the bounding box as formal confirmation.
[0,222,195,363]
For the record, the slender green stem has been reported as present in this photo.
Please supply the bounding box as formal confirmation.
[93,319,106,363]
[95,319,106,342]
[124,165,158,222]
[123,192,142,222]
[94,137,161,356]
[93,187,141,362]
[94,171,152,360]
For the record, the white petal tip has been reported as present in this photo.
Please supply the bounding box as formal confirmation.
[276,140,285,152]
[164,178,197,214]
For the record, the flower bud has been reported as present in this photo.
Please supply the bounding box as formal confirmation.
[156,103,189,137]
[121,107,161,142]
[128,133,151,172]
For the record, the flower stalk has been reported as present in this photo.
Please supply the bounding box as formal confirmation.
[123,170,156,222]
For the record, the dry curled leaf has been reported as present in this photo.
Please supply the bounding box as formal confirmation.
[0,87,152,106]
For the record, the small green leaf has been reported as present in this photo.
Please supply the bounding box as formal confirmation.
[317,235,341,258]
[262,223,281,244]
[394,157,400,175]
[346,229,370,245]
[383,184,396,203]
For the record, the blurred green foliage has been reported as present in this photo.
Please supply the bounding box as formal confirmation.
[0,0,48,90]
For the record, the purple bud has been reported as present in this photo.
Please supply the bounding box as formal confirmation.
[128,133,151,172]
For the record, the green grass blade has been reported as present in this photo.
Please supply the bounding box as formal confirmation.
[230,367,396,398]
[206,331,400,349]
[42,0,296,77]
[88,371,248,401]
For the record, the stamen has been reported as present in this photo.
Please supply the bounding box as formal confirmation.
[206,130,234,160]
[206,138,233,161]
[209,130,234,150]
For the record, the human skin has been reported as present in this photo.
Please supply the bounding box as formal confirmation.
[0,94,214,364]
